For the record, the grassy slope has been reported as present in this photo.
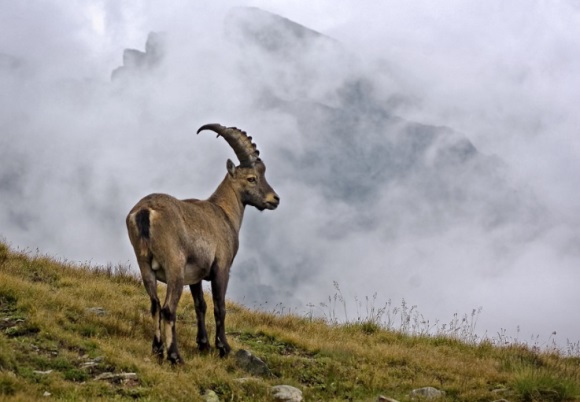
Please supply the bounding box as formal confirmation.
[0,242,579,402]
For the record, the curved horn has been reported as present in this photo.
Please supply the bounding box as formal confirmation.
[197,123,260,167]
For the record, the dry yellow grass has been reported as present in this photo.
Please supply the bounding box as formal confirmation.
[1,241,579,401]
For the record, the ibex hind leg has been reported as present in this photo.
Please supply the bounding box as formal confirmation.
[162,266,185,365]
[150,299,164,361]
[137,259,164,361]
[161,305,182,365]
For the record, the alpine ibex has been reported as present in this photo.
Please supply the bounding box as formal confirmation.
[126,124,280,364]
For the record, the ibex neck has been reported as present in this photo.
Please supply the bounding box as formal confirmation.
[209,176,245,232]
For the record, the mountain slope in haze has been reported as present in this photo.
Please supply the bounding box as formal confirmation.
[113,7,543,237]
[223,6,543,227]
[110,7,549,311]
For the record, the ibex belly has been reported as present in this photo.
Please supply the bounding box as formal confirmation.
[184,262,210,285]
[150,258,210,285]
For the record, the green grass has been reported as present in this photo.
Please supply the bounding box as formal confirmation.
[0,241,579,401]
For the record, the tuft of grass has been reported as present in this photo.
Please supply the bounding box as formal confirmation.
[0,241,579,401]
[513,366,580,402]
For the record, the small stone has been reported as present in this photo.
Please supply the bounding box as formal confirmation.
[94,372,138,382]
[43,391,51,397]
[378,396,400,402]
[94,372,114,381]
[410,387,445,399]
[235,349,272,376]
[234,377,256,383]
[86,307,107,316]
[203,389,220,402]
[33,370,53,375]
[119,373,138,380]
[271,385,303,402]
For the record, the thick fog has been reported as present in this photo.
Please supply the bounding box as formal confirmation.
[1,1,579,348]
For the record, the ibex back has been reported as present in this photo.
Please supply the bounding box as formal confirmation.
[126,124,279,364]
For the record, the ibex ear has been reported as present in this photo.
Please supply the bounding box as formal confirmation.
[226,159,236,177]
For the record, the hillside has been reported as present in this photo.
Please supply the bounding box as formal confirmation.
[0,242,579,402]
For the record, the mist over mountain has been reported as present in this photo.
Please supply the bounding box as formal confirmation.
[1,3,579,345]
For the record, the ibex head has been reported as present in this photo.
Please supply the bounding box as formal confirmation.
[197,124,280,211]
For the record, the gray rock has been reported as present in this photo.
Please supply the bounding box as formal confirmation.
[490,387,512,402]
[86,307,107,316]
[377,396,400,402]
[33,370,53,375]
[410,387,446,399]
[94,372,114,380]
[235,349,272,376]
[271,385,303,402]
[203,390,220,402]
[94,372,138,382]
[81,355,104,369]
[111,32,166,80]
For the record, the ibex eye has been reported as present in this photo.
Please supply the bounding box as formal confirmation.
[247,177,256,183]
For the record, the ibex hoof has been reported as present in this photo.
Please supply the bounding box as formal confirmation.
[152,341,164,361]
[198,342,211,353]
[218,345,231,358]
[168,352,183,365]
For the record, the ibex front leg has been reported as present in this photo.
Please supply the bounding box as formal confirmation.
[211,267,231,357]
[190,282,210,352]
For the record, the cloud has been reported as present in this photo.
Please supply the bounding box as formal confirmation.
[1,1,579,346]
